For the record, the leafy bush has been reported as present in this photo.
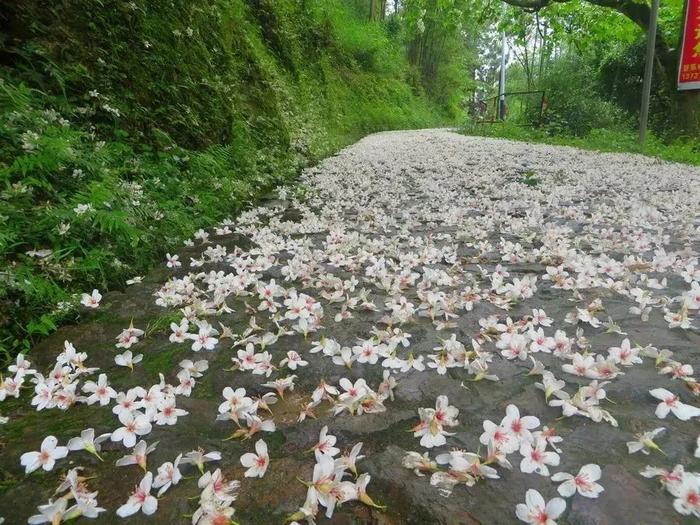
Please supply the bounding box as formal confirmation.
[538,56,629,136]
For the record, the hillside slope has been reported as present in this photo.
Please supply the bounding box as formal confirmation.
[0,0,448,357]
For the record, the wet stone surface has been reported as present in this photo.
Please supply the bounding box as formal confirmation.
[1,130,700,524]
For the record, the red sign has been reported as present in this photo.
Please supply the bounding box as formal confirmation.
[678,0,700,90]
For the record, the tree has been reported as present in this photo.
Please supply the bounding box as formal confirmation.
[501,0,699,134]
[369,0,388,21]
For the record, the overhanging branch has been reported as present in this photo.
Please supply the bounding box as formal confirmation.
[501,0,676,90]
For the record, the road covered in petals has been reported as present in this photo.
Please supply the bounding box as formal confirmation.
[1,129,700,524]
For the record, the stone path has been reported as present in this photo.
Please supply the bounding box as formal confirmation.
[1,130,699,524]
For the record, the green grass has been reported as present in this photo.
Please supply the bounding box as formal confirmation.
[462,122,700,166]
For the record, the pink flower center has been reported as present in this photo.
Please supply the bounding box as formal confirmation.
[664,472,682,483]
[212,515,229,525]
[575,474,590,488]
[664,396,678,406]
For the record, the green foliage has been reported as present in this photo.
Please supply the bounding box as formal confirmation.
[0,0,451,360]
[485,0,698,140]
[401,0,480,117]
[463,121,700,166]
[518,170,540,187]
[596,37,697,137]
[538,56,630,136]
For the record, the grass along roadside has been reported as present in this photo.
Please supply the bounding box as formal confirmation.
[462,122,700,166]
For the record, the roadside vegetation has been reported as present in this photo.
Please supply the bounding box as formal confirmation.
[463,0,699,166]
[465,122,700,166]
[0,0,477,358]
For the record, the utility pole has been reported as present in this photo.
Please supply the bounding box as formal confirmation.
[498,30,507,120]
[639,0,660,146]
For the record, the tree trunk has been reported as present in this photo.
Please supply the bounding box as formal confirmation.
[369,0,386,21]
[676,91,700,137]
